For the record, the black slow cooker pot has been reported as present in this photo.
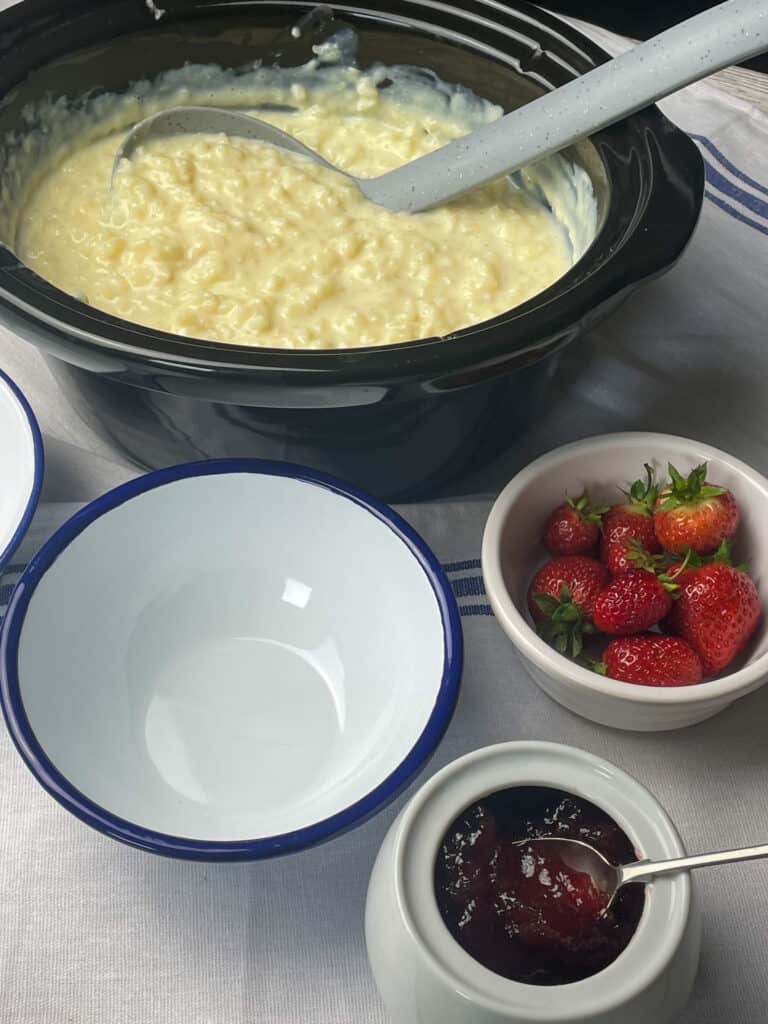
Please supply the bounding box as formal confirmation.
[0,0,703,501]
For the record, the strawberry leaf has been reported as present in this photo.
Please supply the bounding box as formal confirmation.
[552,630,569,655]
[626,539,669,573]
[669,463,688,490]
[661,461,727,510]
[707,539,750,573]
[680,546,705,569]
[554,605,580,623]
[533,592,562,616]
[622,463,658,514]
[534,586,596,661]
[565,491,609,526]
[710,539,733,565]
[658,573,681,595]
[666,542,750,581]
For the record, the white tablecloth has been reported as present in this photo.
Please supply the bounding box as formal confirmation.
[2,4,768,1022]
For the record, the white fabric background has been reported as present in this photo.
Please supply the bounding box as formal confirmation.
[1,3,768,1022]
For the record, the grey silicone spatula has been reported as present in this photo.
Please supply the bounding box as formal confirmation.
[114,0,768,213]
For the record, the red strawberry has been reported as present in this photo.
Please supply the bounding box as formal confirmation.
[592,568,675,635]
[668,558,761,674]
[544,492,608,557]
[662,543,734,636]
[528,556,609,621]
[654,462,739,555]
[597,634,703,687]
[600,465,662,573]
[528,556,609,658]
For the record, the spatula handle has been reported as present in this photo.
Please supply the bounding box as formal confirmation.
[364,0,768,213]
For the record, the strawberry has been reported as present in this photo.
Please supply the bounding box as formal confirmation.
[600,465,662,573]
[654,462,739,555]
[528,556,609,621]
[592,568,675,635]
[528,556,609,658]
[596,634,704,687]
[661,543,731,636]
[667,550,761,674]
[544,492,608,557]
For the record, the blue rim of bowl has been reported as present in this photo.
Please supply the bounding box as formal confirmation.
[0,458,463,861]
[0,367,44,575]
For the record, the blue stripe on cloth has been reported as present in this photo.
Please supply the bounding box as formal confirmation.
[460,604,494,617]
[451,576,486,599]
[0,563,27,612]
[700,159,768,221]
[442,558,482,574]
[691,133,768,199]
[705,189,768,237]
[2,564,27,575]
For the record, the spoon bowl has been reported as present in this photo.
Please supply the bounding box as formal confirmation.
[112,105,348,183]
[513,837,624,917]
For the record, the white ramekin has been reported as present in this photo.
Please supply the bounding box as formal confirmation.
[481,432,768,730]
[365,741,700,1024]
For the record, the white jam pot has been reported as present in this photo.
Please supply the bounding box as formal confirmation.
[365,741,701,1024]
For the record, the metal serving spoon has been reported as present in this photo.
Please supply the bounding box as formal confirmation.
[113,0,767,213]
[522,836,768,916]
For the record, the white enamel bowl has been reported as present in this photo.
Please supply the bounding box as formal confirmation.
[482,433,768,731]
[0,369,43,573]
[0,460,462,859]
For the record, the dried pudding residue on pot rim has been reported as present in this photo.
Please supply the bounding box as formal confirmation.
[434,786,644,986]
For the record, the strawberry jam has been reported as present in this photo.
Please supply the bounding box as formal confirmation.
[434,787,644,986]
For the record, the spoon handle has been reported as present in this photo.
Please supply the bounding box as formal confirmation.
[365,0,768,213]
[620,843,768,886]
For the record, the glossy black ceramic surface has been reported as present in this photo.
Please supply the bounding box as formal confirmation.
[0,1,704,500]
